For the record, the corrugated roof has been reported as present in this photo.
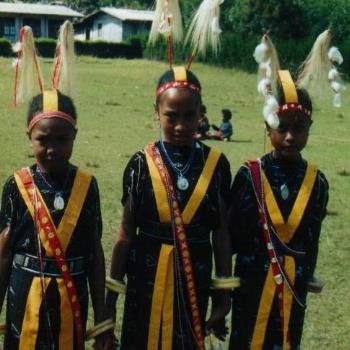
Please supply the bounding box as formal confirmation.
[0,2,83,17]
[100,7,154,22]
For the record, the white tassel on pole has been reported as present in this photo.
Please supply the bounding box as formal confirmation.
[52,20,75,96]
[13,26,44,105]
[297,29,332,94]
[185,0,225,56]
[148,0,183,45]
[254,34,280,128]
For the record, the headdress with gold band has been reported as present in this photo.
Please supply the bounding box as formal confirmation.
[13,21,77,132]
[149,0,225,97]
[254,29,344,129]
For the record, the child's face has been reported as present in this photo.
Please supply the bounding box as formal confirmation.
[267,113,312,161]
[156,88,201,147]
[28,117,76,173]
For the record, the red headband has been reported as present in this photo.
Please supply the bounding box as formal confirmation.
[278,103,312,117]
[28,111,77,132]
[156,81,201,97]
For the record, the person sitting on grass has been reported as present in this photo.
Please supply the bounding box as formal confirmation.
[194,104,210,140]
[209,108,233,141]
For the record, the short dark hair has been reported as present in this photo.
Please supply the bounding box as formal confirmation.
[27,90,77,126]
[222,109,232,120]
[156,68,202,106]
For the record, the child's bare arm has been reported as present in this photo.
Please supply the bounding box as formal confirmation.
[0,226,11,315]
[106,197,137,315]
[88,227,106,324]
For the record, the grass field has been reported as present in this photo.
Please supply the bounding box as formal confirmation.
[0,56,349,349]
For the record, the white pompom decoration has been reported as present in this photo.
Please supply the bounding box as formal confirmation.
[330,81,343,93]
[333,93,342,108]
[328,68,339,81]
[257,78,270,96]
[211,16,222,34]
[266,95,279,112]
[266,113,280,129]
[12,42,22,53]
[328,46,343,65]
[253,42,268,63]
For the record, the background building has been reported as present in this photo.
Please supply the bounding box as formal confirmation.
[0,2,83,41]
[74,7,154,42]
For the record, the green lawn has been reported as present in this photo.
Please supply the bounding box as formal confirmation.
[0,56,349,349]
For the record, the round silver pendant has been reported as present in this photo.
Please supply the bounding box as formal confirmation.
[177,176,189,191]
[280,184,289,200]
[54,194,65,210]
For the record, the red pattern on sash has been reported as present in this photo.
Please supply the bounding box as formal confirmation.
[146,143,206,350]
[16,168,85,350]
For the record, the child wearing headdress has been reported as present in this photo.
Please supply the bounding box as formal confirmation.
[0,24,112,350]
[228,32,338,349]
[106,65,234,350]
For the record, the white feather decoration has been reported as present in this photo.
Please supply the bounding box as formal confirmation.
[14,26,44,104]
[258,77,271,97]
[266,113,280,129]
[328,46,343,65]
[330,81,343,93]
[297,29,332,93]
[148,0,183,45]
[12,41,22,53]
[53,20,75,96]
[185,0,225,56]
[328,67,339,81]
[253,42,268,64]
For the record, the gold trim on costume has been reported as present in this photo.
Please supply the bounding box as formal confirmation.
[211,277,241,289]
[145,147,221,224]
[250,163,317,350]
[43,90,59,113]
[147,244,174,350]
[14,168,92,350]
[278,70,298,104]
[173,66,187,81]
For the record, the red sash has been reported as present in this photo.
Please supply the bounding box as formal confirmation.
[15,168,86,350]
[146,143,206,350]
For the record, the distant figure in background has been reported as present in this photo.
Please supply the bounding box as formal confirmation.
[195,104,210,140]
[209,108,233,141]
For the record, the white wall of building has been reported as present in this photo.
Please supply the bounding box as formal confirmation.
[89,13,123,42]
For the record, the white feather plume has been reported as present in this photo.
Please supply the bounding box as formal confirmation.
[53,20,75,96]
[330,81,343,93]
[333,93,342,108]
[185,0,225,56]
[328,67,339,80]
[258,77,271,97]
[253,42,268,64]
[14,26,44,104]
[148,0,183,45]
[328,46,343,65]
[266,113,280,129]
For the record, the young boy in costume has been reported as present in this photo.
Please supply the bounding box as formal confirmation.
[0,24,112,350]
[228,31,340,349]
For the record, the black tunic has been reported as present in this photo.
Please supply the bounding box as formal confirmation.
[229,153,329,350]
[120,141,231,350]
[0,164,102,350]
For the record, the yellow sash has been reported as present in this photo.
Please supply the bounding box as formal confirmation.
[145,147,221,224]
[250,164,317,350]
[145,146,221,350]
[147,244,174,350]
[14,169,92,350]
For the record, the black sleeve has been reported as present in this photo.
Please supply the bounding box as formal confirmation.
[228,165,258,254]
[307,170,329,276]
[121,150,147,208]
[215,153,232,208]
[90,176,103,238]
[0,176,19,234]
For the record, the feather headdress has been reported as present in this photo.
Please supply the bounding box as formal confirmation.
[148,0,183,45]
[185,0,225,60]
[13,26,44,105]
[52,20,76,96]
[298,29,344,107]
[253,33,281,128]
